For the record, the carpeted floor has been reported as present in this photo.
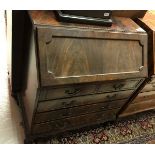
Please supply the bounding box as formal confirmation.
[36,110,155,144]
[0,10,24,143]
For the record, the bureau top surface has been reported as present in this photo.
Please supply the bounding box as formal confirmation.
[29,11,145,33]
[138,11,155,31]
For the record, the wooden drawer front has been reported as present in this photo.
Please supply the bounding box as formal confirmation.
[119,91,155,117]
[150,76,155,83]
[37,90,133,112]
[39,79,142,101]
[32,108,119,135]
[140,76,155,93]
[141,83,155,93]
[37,27,147,87]
[120,99,155,117]
[132,91,155,103]
[35,99,127,123]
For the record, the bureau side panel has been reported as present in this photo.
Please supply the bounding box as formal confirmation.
[11,11,27,93]
[21,24,39,128]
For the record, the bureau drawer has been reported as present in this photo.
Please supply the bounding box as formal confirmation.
[32,108,119,135]
[39,78,142,101]
[141,83,155,93]
[35,99,127,123]
[119,91,155,117]
[149,76,155,84]
[37,90,133,112]
[132,91,155,103]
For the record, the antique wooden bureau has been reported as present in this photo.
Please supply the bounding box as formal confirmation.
[14,11,148,143]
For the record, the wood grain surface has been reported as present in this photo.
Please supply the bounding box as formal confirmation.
[119,11,155,117]
[35,99,127,123]
[29,11,146,33]
[13,11,149,140]
[37,90,132,112]
[39,78,142,101]
[37,26,147,86]
[32,108,119,135]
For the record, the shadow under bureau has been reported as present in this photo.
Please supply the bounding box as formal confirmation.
[15,11,148,143]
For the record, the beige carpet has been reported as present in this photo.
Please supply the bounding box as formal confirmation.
[0,10,24,144]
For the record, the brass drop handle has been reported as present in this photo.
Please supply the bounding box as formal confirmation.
[106,94,117,100]
[54,121,65,129]
[62,100,77,108]
[62,109,71,117]
[54,120,71,129]
[65,88,80,95]
[113,83,125,90]
[101,106,106,110]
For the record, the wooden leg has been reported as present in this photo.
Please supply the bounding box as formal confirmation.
[24,138,34,144]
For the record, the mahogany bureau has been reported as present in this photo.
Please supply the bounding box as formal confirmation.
[16,11,148,143]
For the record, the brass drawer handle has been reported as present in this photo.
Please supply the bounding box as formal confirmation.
[65,88,80,95]
[54,121,65,129]
[54,120,71,129]
[62,100,77,108]
[100,106,106,110]
[62,109,71,117]
[106,94,117,100]
[113,83,125,90]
